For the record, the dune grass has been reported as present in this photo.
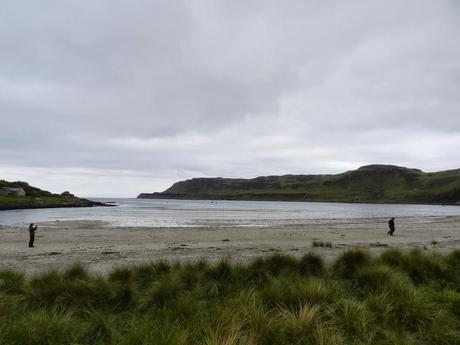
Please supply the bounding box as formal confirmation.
[0,249,459,344]
[312,240,333,248]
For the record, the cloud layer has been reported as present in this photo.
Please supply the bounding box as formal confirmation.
[1,0,459,196]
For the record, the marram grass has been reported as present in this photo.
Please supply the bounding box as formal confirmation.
[0,249,459,345]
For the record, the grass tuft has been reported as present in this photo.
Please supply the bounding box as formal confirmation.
[332,249,371,278]
[298,252,325,276]
[313,240,333,248]
[62,264,89,281]
[0,270,25,295]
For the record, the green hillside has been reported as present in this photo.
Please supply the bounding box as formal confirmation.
[138,165,460,204]
[0,180,107,210]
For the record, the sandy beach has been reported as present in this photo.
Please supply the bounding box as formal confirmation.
[0,216,459,274]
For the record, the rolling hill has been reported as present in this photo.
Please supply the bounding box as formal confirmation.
[138,165,460,205]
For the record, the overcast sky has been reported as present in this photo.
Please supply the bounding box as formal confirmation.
[1,0,459,197]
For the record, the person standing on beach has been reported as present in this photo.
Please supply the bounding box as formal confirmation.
[28,223,38,247]
[387,217,395,236]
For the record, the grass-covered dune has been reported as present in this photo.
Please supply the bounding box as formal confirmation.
[1,249,459,344]
[139,164,460,205]
[0,180,107,210]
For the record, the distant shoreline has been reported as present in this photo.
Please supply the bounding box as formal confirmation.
[0,199,114,211]
[0,202,113,211]
[138,195,460,207]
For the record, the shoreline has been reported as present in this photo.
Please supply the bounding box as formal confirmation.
[1,215,459,274]
[0,203,113,211]
[137,195,460,206]
[0,197,113,211]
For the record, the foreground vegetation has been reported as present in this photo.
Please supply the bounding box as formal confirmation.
[0,248,459,344]
[139,164,460,204]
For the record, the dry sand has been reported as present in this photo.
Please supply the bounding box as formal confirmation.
[0,216,459,274]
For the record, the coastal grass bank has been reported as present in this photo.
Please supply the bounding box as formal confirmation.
[0,248,459,344]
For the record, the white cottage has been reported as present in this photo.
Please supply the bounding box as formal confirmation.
[0,187,26,196]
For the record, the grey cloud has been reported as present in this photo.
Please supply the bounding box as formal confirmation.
[0,0,459,196]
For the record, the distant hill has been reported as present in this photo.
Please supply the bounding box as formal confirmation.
[0,180,108,210]
[138,165,460,205]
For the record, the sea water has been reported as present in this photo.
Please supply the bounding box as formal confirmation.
[1,198,460,227]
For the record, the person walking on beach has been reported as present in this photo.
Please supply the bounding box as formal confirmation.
[28,223,38,247]
[387,217,395,236]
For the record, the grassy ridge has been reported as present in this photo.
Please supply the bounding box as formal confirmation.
[1,249,459,344]
[139,165,460,204]
[0,180,106,210]
[0,180,56,198]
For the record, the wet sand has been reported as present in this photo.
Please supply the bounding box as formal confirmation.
[1,216,459,274]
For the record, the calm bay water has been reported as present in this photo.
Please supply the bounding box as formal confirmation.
[1,198,460,227]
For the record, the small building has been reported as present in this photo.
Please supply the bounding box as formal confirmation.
[0,187,26,196]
